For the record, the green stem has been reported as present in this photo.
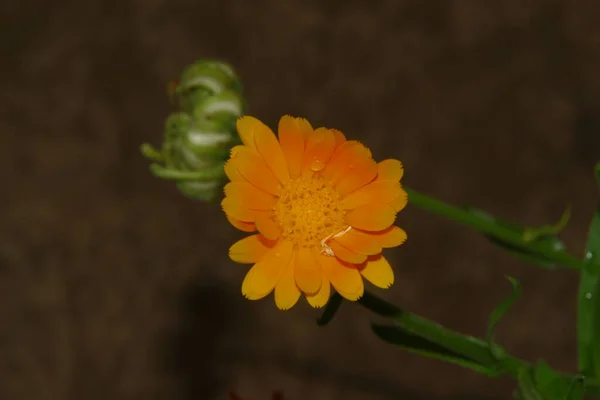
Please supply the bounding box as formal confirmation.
[356,291,600,396]
[404,187,587,271]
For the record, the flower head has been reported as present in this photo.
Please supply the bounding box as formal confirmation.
[222,115,407,310]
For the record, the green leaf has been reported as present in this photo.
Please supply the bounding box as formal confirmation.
[464,206,569,270]
[533,361,576,400]
[316,293,343,326]
[371,324,500,377]
[517,367,545,400]
[486,276,522,360]
[578,203,600,376]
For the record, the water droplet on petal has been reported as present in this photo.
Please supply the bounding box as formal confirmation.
[310,158,325,171]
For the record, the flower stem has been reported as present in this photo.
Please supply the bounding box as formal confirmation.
[403,187,587,271]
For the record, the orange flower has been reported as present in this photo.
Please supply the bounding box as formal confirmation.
[223,115,407,310]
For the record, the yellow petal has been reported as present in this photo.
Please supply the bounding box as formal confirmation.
[254,121,290,184]
[377,159,404,181]
[241,240,293,300]
[346,204,396,231]
[221,197,254,222]
[340,180,403,209]
[294,247,322,294]
[329,240,367,264]
[255,211,282,240]
[229,234,276,264]
[224,159,244,182]
[236,116,263,149]
[226,215,257,232]
[318,254,364,301]
[274,251,301,310]
[224,182,277,210]
[370,226,407,248]
[305,275,331,308]
[230,146,281,195]
[278,116,310,179]
[359,254,394,289]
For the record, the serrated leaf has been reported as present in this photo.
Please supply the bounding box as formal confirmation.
[371,324,500,377]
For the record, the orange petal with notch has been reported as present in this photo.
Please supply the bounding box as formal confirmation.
[278,116,310,178]
[359,254,394,288]
[376,159,404,181]
[329,240,367,264]
[329,142,373,186]
[229,234,276,263]
[224,159,244,182]
[303,128,336,173]
[305,275,331,308]
[331,129,346,149]
[231,146,281,195]
[255,211,281,240]
[221,198,254,222]
[340,180,403,209]
[254,122,290,184]
[294,247,322,294]
[346,204,396,231]
[370,226,407,248]
[389,189,408,212]
[333,228,382,255]
[236,116,265,149]
[321,141,357,179]
[224,182,276,210]
[226,215,257,232]
[274,251,301,310]
[241,240,293,300]
[335,157,378,196]
[318,255,364,301]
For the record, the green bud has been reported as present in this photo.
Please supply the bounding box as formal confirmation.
[140,59,246,202]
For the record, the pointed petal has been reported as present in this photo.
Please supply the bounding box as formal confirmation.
[224,182,277,210]
[359,254,394,289]
[376,159,404,181]
[329,240,368,264]
[278,116,310,178]
[333,228,382,255]
[274,251,301,310]
[254,121,290,184]
[255,211,282,240]
[370,225,407,248]
[221,197,254,222]
[229,234,276,263]
[302,128,336,174]
[346,204,396,231]
[318,254,364,301]
[236,116,263,149]
[230,146,281,195]
[305,275,331,308]
[294,247,322,294]
[340,180,403,209]
[241,240,293,300]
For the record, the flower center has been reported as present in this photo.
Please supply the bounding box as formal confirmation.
[273,174,347,250]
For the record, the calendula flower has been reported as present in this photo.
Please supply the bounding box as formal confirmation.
[223,115,407,310]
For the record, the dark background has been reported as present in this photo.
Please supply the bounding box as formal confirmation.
[2,1,600,399]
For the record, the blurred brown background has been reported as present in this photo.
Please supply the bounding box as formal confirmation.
[1,0,600,399]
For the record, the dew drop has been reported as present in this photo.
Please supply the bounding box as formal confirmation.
[275,253,281,258]
[310,158,325,172]
[585,251,593,260]
[586,292,593,300]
